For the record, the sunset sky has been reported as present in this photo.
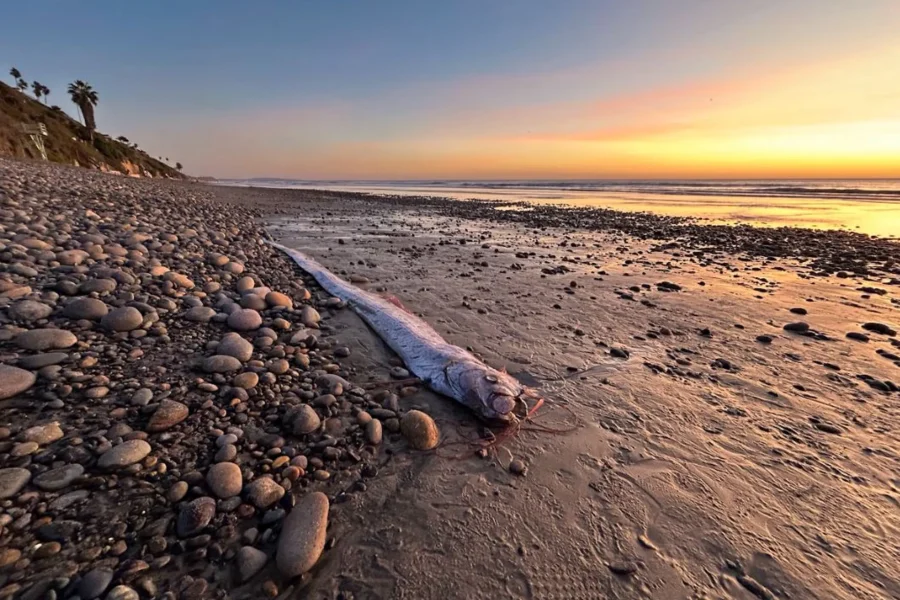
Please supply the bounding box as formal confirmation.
[3,1,900,179]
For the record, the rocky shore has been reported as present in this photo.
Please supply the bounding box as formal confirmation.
[0,159,425,599]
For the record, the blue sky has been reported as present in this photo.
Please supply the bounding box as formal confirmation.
[3,1,899,178]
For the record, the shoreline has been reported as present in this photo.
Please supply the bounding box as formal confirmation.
[2,160,899,599]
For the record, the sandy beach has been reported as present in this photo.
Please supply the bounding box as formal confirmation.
[1,160,898,600]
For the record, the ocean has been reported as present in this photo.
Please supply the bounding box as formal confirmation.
[220,178,900,237]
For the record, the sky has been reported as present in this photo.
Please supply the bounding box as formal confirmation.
[2,1,900,179]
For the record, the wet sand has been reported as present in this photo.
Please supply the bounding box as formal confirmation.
[223,186,900,600]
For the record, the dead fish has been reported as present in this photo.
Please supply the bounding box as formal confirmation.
[268,240,540,422]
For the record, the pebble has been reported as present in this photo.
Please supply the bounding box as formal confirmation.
[217,333,254,362]
[15,328,77,351]
[300,306,320,327]
[23,421,64,444]
[236,546,268,582]
[203,354,243,373]
[783,322,810,333]
[0,364,37,400]
[185,306,216,322]
[177,497,216,537]
[400,410,440,450]
[105,585,140,600]
[147,400,189,431]
[33,464,84,491]
[167,481,189,503]
[365,419,383,445]
[9,299,53,321]
[227,308,263,331]
[79,568,113,600]
[245,477,286,508]
[101,306,144,332]
[206,462,243,499]
[233,371,259,389]
[276,491,329,577]
[509,459,527,476]
[98,440,152,469]
[0,467,32,499]
[62,297,108,320]
[265,291,293,309]
[290,405,321,435]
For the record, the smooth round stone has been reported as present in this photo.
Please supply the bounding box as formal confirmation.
[365,419,383,445]
[10,300,53,322]
[267,359,290,375]
[227,308,262,331]
[276,491,329,577]
[78,278,117,294]
[63,297,109,320]
[79,568,114,600]
[206,462,243,499]
[18,352,68,370]
[232,372,259,389]
[11,441,39,457]
[240,294,267,310]
[106,585,139,600]
[101,306,143,332]
[0,468,31,499]
[300,306,320,327]
[131,388,153,406]
[168,481,189,503]
[290,405,321,435]
[0,365,37,400]
[177,497,216,537]
[56,249,89,266]
[165,272,195,289]
[23,421,64,444]
[265,291,293,309]
[400,410,440,450]
[15,328,77,351]
[236,546,268,582]
[184,306,216,322]
[146,400,189,431]
[245,477,285,508]
[217,334,254,362]
[203,355,242,373]
[215,444,238,462]
[33,464,85,491]
[98,439,152,469]
[236,276,256,292]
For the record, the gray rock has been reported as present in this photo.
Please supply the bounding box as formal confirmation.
[290,405,321,435]
[276,491,329,577]
[105,585,139,600]
[227,308,262,331]
[236,546,268,582]
[216,333,254,362]
[18,352,68,369]
[33,464,84,491]
[15,328,77,351]
[98,440,151,469]
[101,306,143,331]
[245,476,285,508]
[10,300,53,322]
[63,297,109,320]
[146,399,189,431]
[79,568,113,600]
[0,468,31,499]
[177,496,216,537]
[203,354,242,373]
[23,421,64,444]
[184,306,216,322]
[206,462,242,499]
[300,306,320,327]
[0,364,37,400]
[78,278,117,294]
[131,387,154,406]
[400,410,440,450]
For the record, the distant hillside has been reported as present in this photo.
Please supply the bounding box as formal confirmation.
[0,81,183,178]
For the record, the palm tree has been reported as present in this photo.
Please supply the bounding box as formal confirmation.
[176,162,183,171]
[9,67,21,82]
[32,81,43,102]
[67,80,99,139]
[116,136,129,143]
[16,79,27,93]
[40,84,50,104]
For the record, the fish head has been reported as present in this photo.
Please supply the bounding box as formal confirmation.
[452,361,539,423]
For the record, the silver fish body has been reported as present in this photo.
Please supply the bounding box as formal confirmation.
[268,240,532,421]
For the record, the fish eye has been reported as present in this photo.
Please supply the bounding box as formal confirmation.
[484,374,498,383]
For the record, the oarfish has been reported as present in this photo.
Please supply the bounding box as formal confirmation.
[267,240,540,422]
